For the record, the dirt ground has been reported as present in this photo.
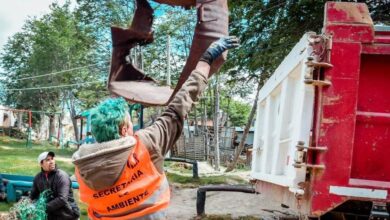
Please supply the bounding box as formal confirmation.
[167,184,294,220]
[166,162,298,220]
[1,193,294,220]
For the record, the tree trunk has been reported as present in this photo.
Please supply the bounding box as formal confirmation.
[48,115,56,141]
[38,113,46,140]
[225,81,262,172]
[71,116,79,144]
[67,91,79,145]
[226,95,231,127]
[17,112,23,129]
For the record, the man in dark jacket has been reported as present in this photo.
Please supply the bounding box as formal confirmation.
[31,151,80,220]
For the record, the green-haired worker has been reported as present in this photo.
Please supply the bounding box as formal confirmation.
[72,36,239,220]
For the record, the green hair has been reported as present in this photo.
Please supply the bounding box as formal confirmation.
[90,97,129,143]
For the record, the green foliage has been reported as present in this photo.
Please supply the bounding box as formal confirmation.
[190,85,252,127]
[356,0,389,24]
[222,97,251,127]
[74,0,135,62]
[144,7,196,84]
[166,173,246,186]
[225,0,388,81]
[225,0,324,81]
[0,202,13,212]
[75,0,197,84]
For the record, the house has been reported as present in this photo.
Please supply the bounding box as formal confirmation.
[234,126,255,146]
[0,106,16,128]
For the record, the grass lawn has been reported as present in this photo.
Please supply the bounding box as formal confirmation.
[0,136,88,218]
[0,136,75,176]
[0,136,248,219]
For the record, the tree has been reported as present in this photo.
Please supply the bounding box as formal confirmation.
[143,6,196,84]
[223,0,389,171]
[75,1,197,84]
[226,0,388,77]
[225,80,261,172]
[1,0,199,141]
[221,0,322,171]
[0,2,103,141]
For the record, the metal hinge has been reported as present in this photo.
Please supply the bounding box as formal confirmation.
[304,57,333,87]
[305,33,333,87]
[292,141,327,170]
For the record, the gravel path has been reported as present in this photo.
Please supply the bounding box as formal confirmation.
[166,162,298,219]
[167,184,293,220]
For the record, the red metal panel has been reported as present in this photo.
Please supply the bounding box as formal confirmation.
[324,2,374,43]
[351,54,390,182]
[310,42,361,216]
[362,44,390,54]
[308,2,390,216]
[252,2,390,217]
[325,25,374,43]
[324,2,372,25]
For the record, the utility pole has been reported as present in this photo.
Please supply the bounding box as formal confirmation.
[204,96,209,160]
[166,35,171,86]
[214,76,220,171]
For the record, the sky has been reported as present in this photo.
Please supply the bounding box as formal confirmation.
[0,0,166,75]
[0,0,166,54]
[0,0,70,70]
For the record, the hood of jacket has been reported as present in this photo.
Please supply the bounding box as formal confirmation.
[72,136,136,191]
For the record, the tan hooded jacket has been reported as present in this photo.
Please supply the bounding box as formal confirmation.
[72,70,208,191]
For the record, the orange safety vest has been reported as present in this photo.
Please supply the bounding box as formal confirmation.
[76,136,170,219]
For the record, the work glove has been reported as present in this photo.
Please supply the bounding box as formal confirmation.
[200,36,240,65]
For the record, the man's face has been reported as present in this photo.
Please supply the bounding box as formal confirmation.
[40,155,55,172]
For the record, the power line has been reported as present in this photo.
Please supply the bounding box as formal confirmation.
[240,0,287,13]
[12,62,108,82]
[257,41,296,52]
[259,1,287,14]
[4,80,105,92]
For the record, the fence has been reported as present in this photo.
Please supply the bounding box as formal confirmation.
[172,127,238,164]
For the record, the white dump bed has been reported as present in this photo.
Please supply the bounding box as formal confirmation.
[251,33,315,190]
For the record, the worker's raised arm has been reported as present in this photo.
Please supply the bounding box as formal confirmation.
[137,36,239,162]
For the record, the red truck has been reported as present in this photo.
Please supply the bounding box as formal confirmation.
[251,2,390,219]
